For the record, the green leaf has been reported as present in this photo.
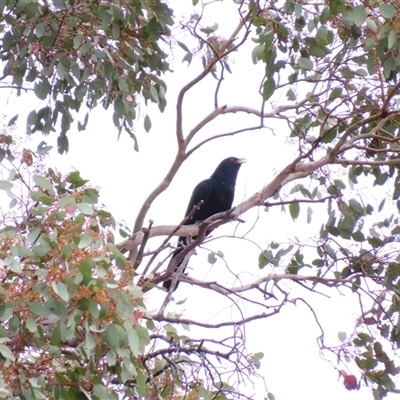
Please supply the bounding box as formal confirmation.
[258,249,274,269]
[338,214,355,236]
[275,245,294,260]
[321,128,336,143]
[9,259,21,273]
[144,115,152,133]
[9,198,17,209]
[73,34,82,49]
[56,62,65,80]
[249,351,264,369]
[0,181,13,190]
[286,88,296,101]
[35,22,47,38]
[93,385,112,399]
[89,300,99,319]
[324,244,337,260]
[340,68,355,78]
[349,198,364,215]
[251,44,265,64]
[7,114,18,126]
[107,350,116,366]
[338,331,347,342]
[308,46,326,58]
[78,259,94,278]
[378,198,385,212]
[105,325,119,347]
[263,78,276,101]
[33,242,50,257]
[177,40,190,53]
[317,25,328,40]
[57,196,77,208]
[267,393,276,400]
[78,234,92,249]
[289,202,300,220]
[182,52,193,65]
[352,231,365,242]
[13,245,34,257]
[136,370,146,395]
[312,259,324,267]
[149,85,159,103]
[27,229,41,244]
[366,18,377,32]
[76,203,94,215]
[0,305,14,324]
[115,100,126,122]
[75,85,87,102]
[135,324,150,347]
[200,23,218,35]
[30,191,52,205]
[26,317,37,333]
[112,24,120,39]
[34,78,51,100]
[388,30,397,50]
[0,344,15,361]
[52,281,69,302]
[33,175,53,191]
[128,327,140,356]
[298,57,313,70]
[57,134,69,154]
[379,4,396,19]
[36,141,53,154]
[352,5,367,27]
[29,302,45,316]
[126,284,142,299]
[198,387,212,400]
[384,58,396,79]
[307,206,313,224]
[208,252,217,265]
[50,324,62,345]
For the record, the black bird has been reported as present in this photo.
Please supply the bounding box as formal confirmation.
[163,157,245,291]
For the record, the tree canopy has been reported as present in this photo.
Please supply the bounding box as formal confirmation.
[1,0,400,399]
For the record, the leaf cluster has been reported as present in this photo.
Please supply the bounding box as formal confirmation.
[0,0,173,152]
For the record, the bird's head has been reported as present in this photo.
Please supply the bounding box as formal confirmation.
[212,157,245,181]
[228,157,246,165]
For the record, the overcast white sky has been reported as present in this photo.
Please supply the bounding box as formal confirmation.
[1,1,399,399]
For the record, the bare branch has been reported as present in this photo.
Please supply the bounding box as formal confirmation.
[178,272,362,295]
[133,220,153,270]
[264,196,334,207]
[187,125,264,156]
[150,310,282,329]
[334,158,400,166]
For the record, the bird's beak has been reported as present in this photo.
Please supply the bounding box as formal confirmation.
[236,158,246,164]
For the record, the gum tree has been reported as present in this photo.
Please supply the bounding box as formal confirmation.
[2,1,400,399]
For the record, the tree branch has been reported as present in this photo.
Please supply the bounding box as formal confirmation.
[150,309,282,329]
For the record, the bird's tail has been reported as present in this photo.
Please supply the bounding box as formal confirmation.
[163,238,187,292]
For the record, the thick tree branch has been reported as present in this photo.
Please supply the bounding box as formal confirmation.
[177,272,362,295]
[334,158,400,166]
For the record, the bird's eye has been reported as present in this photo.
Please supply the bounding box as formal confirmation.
[230,157,237,163]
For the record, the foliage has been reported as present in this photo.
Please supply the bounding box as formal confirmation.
[0,0,173,153]
[3,0,400,399]
[0,136,259,399]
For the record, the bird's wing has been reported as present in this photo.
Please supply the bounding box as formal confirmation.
[183,179,214,220]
